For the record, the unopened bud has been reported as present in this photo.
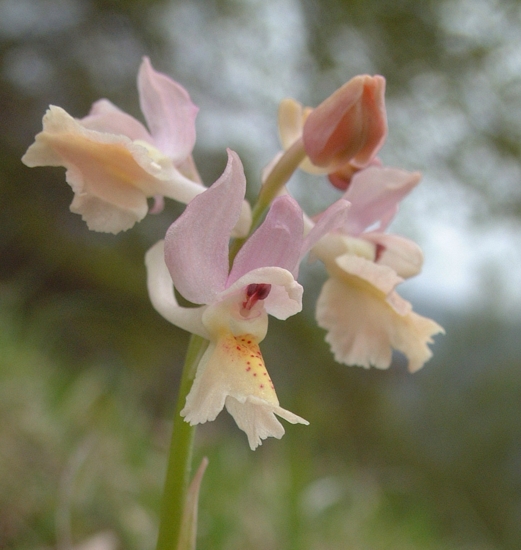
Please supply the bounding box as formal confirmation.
[303,75,387,171]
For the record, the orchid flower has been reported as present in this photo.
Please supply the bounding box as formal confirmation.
[145,149,348,449]
[22,57,251,236]
[278,75,387,190]
[311,165,444,373]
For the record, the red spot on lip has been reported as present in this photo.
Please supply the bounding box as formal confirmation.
[242,283,272,311]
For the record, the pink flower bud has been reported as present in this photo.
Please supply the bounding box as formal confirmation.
[303,75,387,171]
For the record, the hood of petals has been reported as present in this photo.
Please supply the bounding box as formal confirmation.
[224,267,303,321]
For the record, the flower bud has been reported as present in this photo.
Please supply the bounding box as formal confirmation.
[303,75,387,171]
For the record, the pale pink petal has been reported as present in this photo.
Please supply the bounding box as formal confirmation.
[223,266,303,320]
[316,276,444,372]
[80,99,152,142]
[138,57,198,163]
[343,166,421,235]
[148,194,165,214]
[228,195,303,284]
[362,232,424,278]
[164,149,246,305]
[302,198,351,258]
[145,241,209,338]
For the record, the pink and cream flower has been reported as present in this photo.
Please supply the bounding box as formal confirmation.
[22,58,251,236]
[311,165,444,372]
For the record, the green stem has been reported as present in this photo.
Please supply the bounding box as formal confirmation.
[229,138,307,262]
[156,334,209,550]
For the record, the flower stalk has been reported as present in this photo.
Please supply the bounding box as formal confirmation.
[155,334,208,550]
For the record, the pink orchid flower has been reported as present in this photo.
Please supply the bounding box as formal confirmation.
[22,58,251,235]
[278,75,387,189]
[311,165,444,373]
[146,149,341,449]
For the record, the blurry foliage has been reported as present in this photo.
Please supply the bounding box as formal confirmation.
[1,0,521,548]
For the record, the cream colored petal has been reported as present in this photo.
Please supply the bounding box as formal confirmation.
[362,232,424,279]
[22,106,201,232]
[70,186,146,233]
[226,396,308,450]
[145,241,209,338]
[316,276,443,372]
[278,97,305,150]
[278,98,328,175]
[334,253,404,296]
[181,333,308,449]
[231,200,253,239]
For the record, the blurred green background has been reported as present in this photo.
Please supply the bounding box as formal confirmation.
[1,0,521,548]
